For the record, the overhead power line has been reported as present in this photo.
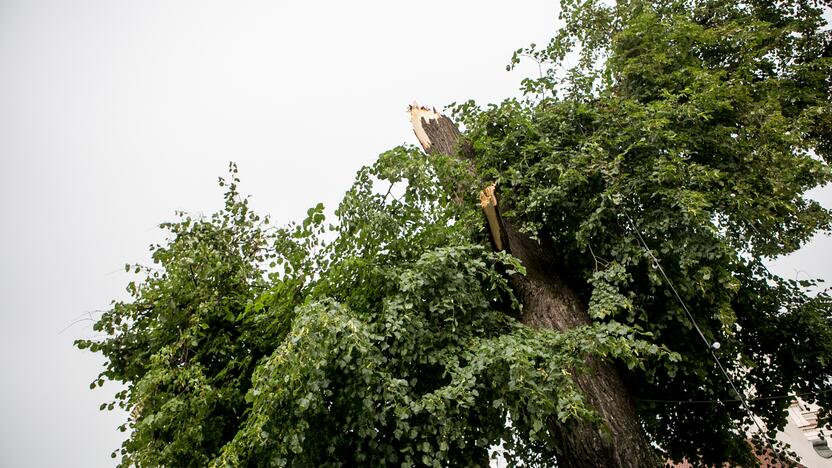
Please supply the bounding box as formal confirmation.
[621,207,782,462]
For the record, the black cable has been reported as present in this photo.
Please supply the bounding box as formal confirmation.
[621,207,782,462]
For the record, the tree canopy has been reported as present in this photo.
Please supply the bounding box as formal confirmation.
[79,1,832,466]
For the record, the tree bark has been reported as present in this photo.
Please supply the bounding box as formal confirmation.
[409,104,660,468]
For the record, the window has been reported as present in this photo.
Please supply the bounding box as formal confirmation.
[813,438,832,459]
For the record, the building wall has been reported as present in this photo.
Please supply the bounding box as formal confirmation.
[776,399,832,467]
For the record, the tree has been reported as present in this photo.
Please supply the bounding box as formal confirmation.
[79,1,832,466]
[409,104,660,466]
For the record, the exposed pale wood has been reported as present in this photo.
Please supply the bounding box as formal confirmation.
[409,104,660,468]
[408,103,472,159]
[479,184,504,252]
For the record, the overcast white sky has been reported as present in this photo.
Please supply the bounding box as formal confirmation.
[0,2,829,467]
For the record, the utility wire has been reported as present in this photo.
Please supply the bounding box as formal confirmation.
[621,207,782,462]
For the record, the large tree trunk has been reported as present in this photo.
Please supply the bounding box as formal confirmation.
[409,104,660,467]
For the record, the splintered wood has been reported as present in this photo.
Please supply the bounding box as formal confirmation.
[409,102,506,250]
[479,184,504,252]
[408,102,463,156]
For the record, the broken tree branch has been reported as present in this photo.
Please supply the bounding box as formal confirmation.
[408,102,660,468]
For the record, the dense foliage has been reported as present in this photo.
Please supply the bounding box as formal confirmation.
[452,0,832,463]
[80,157,668,467]
[79,1,832,466]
